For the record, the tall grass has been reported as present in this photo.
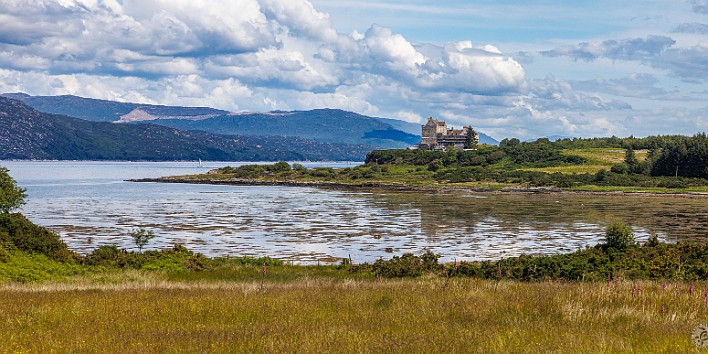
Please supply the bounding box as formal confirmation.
[0,277,705,353]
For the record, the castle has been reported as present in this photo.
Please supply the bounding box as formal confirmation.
[419,117,478,150]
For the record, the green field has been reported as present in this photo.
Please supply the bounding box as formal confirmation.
[521,148,650,175]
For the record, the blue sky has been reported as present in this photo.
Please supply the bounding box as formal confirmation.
[0,0,706,140]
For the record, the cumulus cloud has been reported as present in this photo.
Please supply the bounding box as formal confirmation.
[541,35,676,61]
[0,0,704,141]
[258,0,338,42]
[0,0,527,96]
[121,0,276,56]
[204,49,339,91]
[328,32,525,95]
[418,42,526,94]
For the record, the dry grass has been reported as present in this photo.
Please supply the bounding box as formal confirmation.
[1,275,706,353]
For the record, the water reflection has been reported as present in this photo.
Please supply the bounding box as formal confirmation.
[3,161,706,264]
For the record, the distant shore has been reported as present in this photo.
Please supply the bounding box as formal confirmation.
[129,176,708,199]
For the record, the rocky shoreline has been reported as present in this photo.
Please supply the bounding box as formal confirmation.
[128,176,708,199]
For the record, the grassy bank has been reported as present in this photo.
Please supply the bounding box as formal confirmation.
[154,144,708,195]
[2,276,707,353]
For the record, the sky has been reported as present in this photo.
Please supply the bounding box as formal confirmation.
[0,0,706,140]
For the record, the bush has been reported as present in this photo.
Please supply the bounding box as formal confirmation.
[610,163,629,174]
[84,244,217,271]
[0,213,77,262]
[604,222,635,250]
[83,245,126,267]
[350,251,441,278]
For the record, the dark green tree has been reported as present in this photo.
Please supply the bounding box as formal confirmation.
[464,126,478,149]
[624,147,638,167]
[503,138,521,147]
[0,167,26,213]
[651,133,707,178]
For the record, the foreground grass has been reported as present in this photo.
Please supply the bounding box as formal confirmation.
[0,275,706,353]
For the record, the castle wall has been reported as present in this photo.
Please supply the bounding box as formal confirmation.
[419,118,478,150]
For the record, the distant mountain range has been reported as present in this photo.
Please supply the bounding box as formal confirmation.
[0,97,371,161]
[1,93,499,161]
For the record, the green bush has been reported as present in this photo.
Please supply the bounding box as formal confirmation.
[0,213,77,262]
[84,244,217,272]
[604,222,635,250]
[350,251,441,278]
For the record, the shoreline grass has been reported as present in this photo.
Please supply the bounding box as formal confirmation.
[1,276,706,353]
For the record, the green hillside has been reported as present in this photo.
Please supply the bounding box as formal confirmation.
[0,97,369,161]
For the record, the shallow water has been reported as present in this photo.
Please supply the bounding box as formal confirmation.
[2,161,706,263]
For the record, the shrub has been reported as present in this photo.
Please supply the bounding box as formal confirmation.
[610,163,629,174]
[270,161,291,172]
[604,222,635,250]
[0,213,77,262]
[84,245,126,267]
[350,250,442,278]
[84,244,217,271]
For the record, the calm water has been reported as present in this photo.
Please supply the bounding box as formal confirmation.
[2,161,706,263]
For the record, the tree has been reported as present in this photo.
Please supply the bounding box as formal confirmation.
[500,138,521,147]
[0,167,26,213]
[624,147,638,167]
[464,126,478,149]
[650,133,707,178]
[130,227,156,252]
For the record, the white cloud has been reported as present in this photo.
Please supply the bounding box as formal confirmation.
[0,0,705,141]
[392,111,423,124]
[258,0,338,42]
[419,42,525,94]
[122,0,276,55]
